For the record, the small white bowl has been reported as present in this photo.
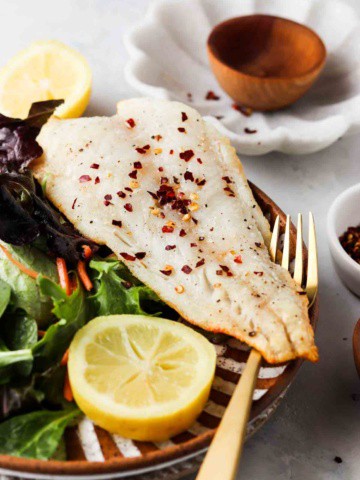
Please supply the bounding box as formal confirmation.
[327,184,360,296]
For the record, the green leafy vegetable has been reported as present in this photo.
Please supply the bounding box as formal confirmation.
[89,258,167,316]
[33,277,88,370]
[0,278,11,318]
[0,243,57,327]
[0,406,80,459]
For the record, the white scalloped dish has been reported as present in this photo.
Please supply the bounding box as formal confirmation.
[125,0,360,155]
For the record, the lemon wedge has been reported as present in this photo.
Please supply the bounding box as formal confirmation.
[0,40,91,119]
[68,315,216,441]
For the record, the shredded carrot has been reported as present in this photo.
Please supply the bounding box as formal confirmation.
[63,369,73,402]
[82,245,93,260]
[56,258,72,296]
[77,260,93,291]
[0,244,38,279]
[38,330,46,338]
[61,349,69,366]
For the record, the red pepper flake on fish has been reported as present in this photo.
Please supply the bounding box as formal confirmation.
[124,203,133,212]
[79,175,91,183]
[181,112,188,122]
[206,90,220,100]
[112,220,122,227]
[120,252,136,261]
[162,225,174,233]
[90,163,99,169]
[134,161,142,169]
[181,265,192,274]
[125,118,136,128]
[135,252,146,260]
[179,150,194,162]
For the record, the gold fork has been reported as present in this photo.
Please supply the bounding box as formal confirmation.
[196,213,318,480]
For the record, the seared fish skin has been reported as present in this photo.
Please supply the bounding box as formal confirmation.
[34,98,318,364]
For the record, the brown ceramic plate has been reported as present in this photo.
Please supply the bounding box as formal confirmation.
[0,183,319,479]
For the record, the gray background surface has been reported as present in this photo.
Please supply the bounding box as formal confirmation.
[0,0,359,478]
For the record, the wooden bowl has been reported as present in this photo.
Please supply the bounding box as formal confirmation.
[0,183,319,479]
[207,15,327,111]
[353,318,360,377]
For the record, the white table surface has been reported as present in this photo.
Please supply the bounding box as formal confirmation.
[0,0,359,479]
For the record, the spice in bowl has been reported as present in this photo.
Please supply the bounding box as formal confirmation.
[339,225,360,265]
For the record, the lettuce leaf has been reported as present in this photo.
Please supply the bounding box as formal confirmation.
[0,278,11,318]
[0,406,80,459]
[89,258,168,316]
[0,243,57,327]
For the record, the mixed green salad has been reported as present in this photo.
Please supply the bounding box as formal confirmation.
[0,101,172,460]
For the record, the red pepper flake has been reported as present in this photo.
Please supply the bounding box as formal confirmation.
[181,265,192,274]
[124,203,133,212]
[181,112,188,122]
[179,229,186,237]
[147,191,158,200]
[120,252,136,261]
[160,269,172,276]
[184,171,194,182]
[179,150,194,162]
[206,90,220,100]
[117,191,126,198]
[154,134,162,141]
[232,104,253,117]
[224,186,235,197]
[196,178,206,186]
[158,167,164,172]
[192,217,198,225]
[234,255,242,264]
[216,270,223,276]
[90,163,99,169]
[249,331,257,337]
[254,271,264,276]
[72,198,77,210]
[255,242,262,248]
[112,220,122,227]
[196,258,205,268]
[244,127,257,134]
[190,242,197,247]
[104,194,112,201]
[197,158,203,164]
[134,161,142,169]
[178,127,186,133]
[95,176,100,184]
[125,187,133,192]
[126,118,136,128]
[162,225,174,233]
[160,176,169,184]
[173,176,180,184]
[79,175,91,183]
[165,245,176,251]
[135,145,150,154]
[104,200,113,206]
[222,176,233,184]
[129,170,137,179]
[135,252,146,260]
[220,265,229,272]
[169,149,174,155]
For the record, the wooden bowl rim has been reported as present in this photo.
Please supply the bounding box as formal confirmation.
[207,14,327,81]
[0,182,319,477]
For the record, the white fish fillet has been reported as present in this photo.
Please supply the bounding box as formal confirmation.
[33,98,318,364]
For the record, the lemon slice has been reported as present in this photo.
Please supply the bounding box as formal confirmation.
[0,40,91,119]
[68,315,216,441]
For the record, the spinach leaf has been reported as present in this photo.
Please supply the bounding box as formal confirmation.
[0,242,57,327]
[1,311,37,350]
[0,339,33,382]
[33,277,88,370]
[0,278,11,318]
[0,406,80,459]
[89,258,167,316]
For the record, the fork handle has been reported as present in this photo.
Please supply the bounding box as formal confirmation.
[196,349,262,480]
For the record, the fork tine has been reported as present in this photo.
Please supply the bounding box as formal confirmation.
[293,214,303,286]
[281,215,291,270]
[269,215,280,262]
[306,212,318,307]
